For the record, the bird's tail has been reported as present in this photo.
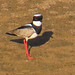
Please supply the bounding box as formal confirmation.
[6,30,16,36]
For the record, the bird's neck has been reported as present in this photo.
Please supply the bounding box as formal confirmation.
[32,21,42,26]
[31,21,42,34]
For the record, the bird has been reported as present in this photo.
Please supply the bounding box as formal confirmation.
[6,14,43,60]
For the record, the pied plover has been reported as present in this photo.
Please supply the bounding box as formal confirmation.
[6,14,43,60]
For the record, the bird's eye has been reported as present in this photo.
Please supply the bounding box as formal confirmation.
[35,18,37,20]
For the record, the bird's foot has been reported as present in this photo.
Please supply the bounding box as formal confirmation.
[28,56,34,60]
[25,53,34,60]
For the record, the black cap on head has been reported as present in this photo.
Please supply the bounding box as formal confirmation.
[33,14,43,21]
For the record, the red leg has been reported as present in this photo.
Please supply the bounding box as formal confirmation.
[23,39,34,60]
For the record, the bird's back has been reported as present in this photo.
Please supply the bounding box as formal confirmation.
[6,24,35,38]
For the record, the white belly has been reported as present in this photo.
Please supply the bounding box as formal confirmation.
[29,33,38,39]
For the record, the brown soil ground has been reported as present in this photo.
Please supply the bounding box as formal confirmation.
[0,0,75,75]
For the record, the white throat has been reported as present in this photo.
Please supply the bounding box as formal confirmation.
[33,21,42,26]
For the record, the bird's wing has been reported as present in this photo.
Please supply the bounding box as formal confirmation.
[7,26,35,38]
[14,28,35,37]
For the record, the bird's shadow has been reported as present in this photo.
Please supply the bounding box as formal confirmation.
[10,31,53,52]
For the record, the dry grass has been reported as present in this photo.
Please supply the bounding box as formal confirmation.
[0,0,75,75]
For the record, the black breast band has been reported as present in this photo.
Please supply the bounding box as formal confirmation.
[32,24,42,34]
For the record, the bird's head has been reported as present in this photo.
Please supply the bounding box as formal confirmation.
[33,14,43,22]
